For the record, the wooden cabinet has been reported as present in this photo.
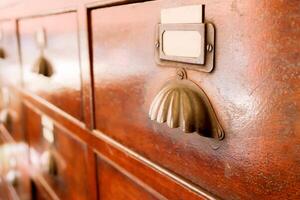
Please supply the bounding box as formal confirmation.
[0,0,299,199]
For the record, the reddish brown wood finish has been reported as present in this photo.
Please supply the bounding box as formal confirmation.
[85,147,98,200]
[0,0,298,200]
[78,6,95,129]
[18,12,84,122]
[23,94,210,200]
[96,155,162,200]
[91,1,300,199]
[0,179,18,200]
[24,104,91,200]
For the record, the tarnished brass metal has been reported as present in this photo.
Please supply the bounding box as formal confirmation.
[159,23,205,65]
[0,48,5,59]
[40,149,58,176]
[149,69,224,140]
[0,28,5,59]
[5,158,19,187]
[35,28,46,49]
[156,22,215,72]
[33,55,53,77]
[40,115,57,175]
[33,28,53,77]
[5,170,20,187]
[156,4,216,72]
[0,109,12,132]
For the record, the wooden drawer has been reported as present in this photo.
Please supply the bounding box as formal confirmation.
[24,104,90,200]
[96,155,161,200]
[91,1,300,199]
[19,12,83,121]
[0,20,20,87]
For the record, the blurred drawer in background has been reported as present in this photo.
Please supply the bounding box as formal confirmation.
[24,104,90,200]
[19,12,83,121]
[96,154,162,200]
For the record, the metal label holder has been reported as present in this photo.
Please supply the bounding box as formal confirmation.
[156,22,215,73]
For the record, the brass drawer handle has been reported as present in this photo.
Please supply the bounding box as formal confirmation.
[0,29,5,59]
[33,56,53,77]
[32,28,53,77]
[5,169,20,187]
[150,6,224,139]
[149,69,224,140]
[0,47,5,59]
[5,158,19,187]
[40,149,57,176]
[0,109,12,132]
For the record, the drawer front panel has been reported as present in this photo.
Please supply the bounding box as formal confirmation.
[24,104,89,200]
[19,12,83,121]
[97,155,160,200]
[91,1,300,199]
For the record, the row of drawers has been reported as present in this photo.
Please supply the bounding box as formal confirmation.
[24,104,163,200]
[0,97,167,200]
[1,2,227,197]
[1,1,222,199]
[0,0,299,199]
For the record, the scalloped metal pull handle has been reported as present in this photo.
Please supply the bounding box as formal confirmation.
[5,158,19,187]
[5,170,20,187]
[32,27,53,77]
[0,47,5,59]
[0,29,5,59]
[149,70,224,140]
[40,150,58,176]
[33,56,53,77]
[0,109,12,132]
